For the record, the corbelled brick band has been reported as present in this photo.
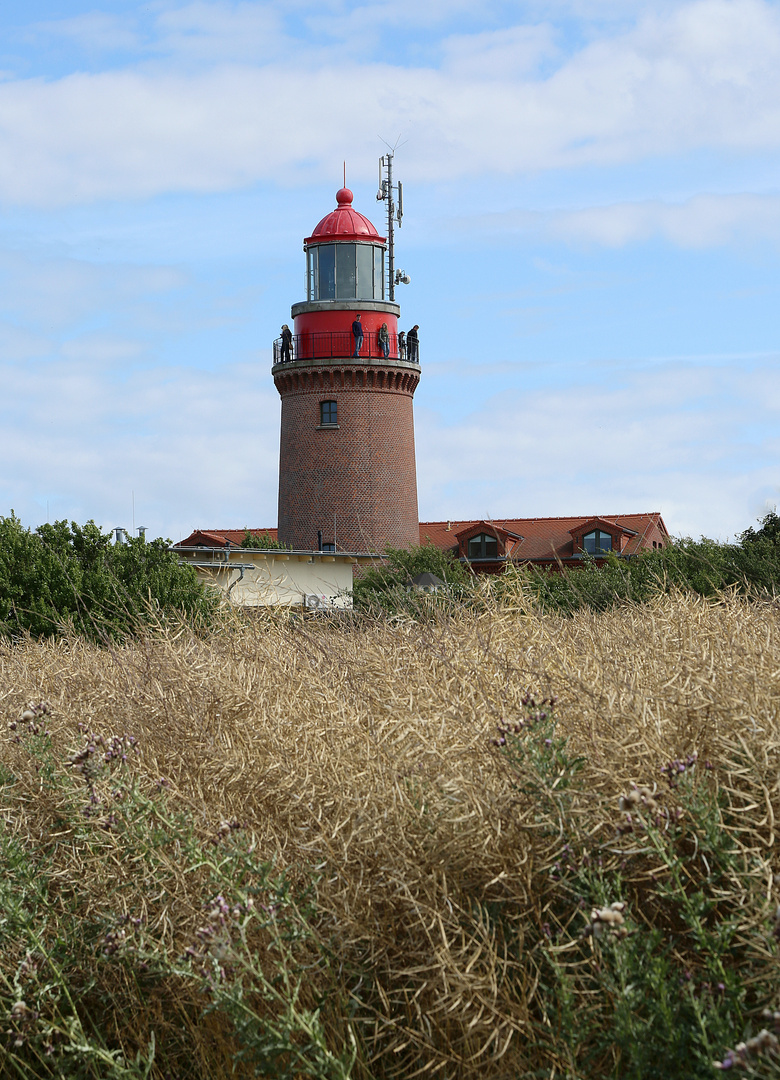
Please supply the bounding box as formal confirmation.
[275,359,420,552]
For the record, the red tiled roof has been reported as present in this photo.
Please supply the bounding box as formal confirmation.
[420,514,668,562]
[180,514,668,561]
[178,528,278,548]
[570,516,638,537]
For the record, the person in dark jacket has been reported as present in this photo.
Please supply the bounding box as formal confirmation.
[280,324,293,363]
[378,322,390,359]
[407,325,419,363]
[352,314,363,357]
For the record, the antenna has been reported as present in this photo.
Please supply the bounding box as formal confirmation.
[376,137,408,301]
[343,160,346,188]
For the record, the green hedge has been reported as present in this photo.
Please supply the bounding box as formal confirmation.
[0,515,216,641]
[352,514,780,617]
[519,513,780,615]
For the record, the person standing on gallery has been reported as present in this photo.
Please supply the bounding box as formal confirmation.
[352,314,364,357]
[280,324,293,363]
[407,325,419,363]
[378,322,390,359]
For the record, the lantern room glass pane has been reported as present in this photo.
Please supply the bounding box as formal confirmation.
[356,244,373,299]
[317,245,335,299]
[307,248,317,301]
[374,248,384,299]
[336,244,357,299]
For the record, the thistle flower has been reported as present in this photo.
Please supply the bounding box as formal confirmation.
[661,752,698,786]
[584,902,628,940]
[714,1029,779,1069]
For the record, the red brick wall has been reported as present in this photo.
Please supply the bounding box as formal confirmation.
[275,362,420,552]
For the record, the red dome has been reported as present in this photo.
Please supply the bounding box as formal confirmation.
[305,188,385,245]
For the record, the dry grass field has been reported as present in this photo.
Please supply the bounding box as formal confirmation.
[1,587,779,1078]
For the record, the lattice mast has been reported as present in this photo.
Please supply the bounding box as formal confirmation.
[377,151,404,301]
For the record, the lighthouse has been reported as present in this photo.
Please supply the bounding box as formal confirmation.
[273,163,421,553]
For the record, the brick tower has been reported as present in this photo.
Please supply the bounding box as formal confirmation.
[273,177,420,553]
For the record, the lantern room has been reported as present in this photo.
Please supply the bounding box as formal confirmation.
[273,183,417,367]
[304,187,386,302]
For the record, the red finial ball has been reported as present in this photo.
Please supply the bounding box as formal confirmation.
[336,187,353,206]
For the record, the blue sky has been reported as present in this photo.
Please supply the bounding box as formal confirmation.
[1,0,779,542]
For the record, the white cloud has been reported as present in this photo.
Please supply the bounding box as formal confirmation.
[415,357,780,540]
[1,344,774,543]
[0,321,52,362]
[550,193,780,247]
[301,0,489,41]
[1,0,780,206]
[33,12,141,52]
[60,335,146,364]
[455,192,780,249]
[0,248,185,330]
[440,24,560,79]
[152,2,287,63]
[0,354,281,540]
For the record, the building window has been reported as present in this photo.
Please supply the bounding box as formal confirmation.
[321,542,336,552]
[320,400,338,426]
[467,533,499,559]
[583,529,613,555]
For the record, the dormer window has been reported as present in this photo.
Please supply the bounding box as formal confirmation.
[468,533,499,559]
[583,529,612,555]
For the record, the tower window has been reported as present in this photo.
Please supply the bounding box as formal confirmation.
[320,400,338,426]
[467,533,499,559]
[583,529,612,555]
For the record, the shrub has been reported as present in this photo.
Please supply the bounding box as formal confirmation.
[513,514,780,616]
[240,531,290,550]
[2,591,780,1078]
[494,705,776,1078]
[1,708,357,1079]
[352,542,471,612]
[0,515,216,641]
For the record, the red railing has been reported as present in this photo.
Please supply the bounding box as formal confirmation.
[273,331,419,366]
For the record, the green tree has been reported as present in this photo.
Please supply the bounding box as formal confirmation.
[732,510,780,591]
[0,514,216,641]
[516,514,780,616]
[352,543,470,612]
[240,530,290,550]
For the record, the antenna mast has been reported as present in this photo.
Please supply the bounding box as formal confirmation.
[377,148,404,301]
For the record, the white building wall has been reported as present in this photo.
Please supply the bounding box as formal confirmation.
[175,548,361,608]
